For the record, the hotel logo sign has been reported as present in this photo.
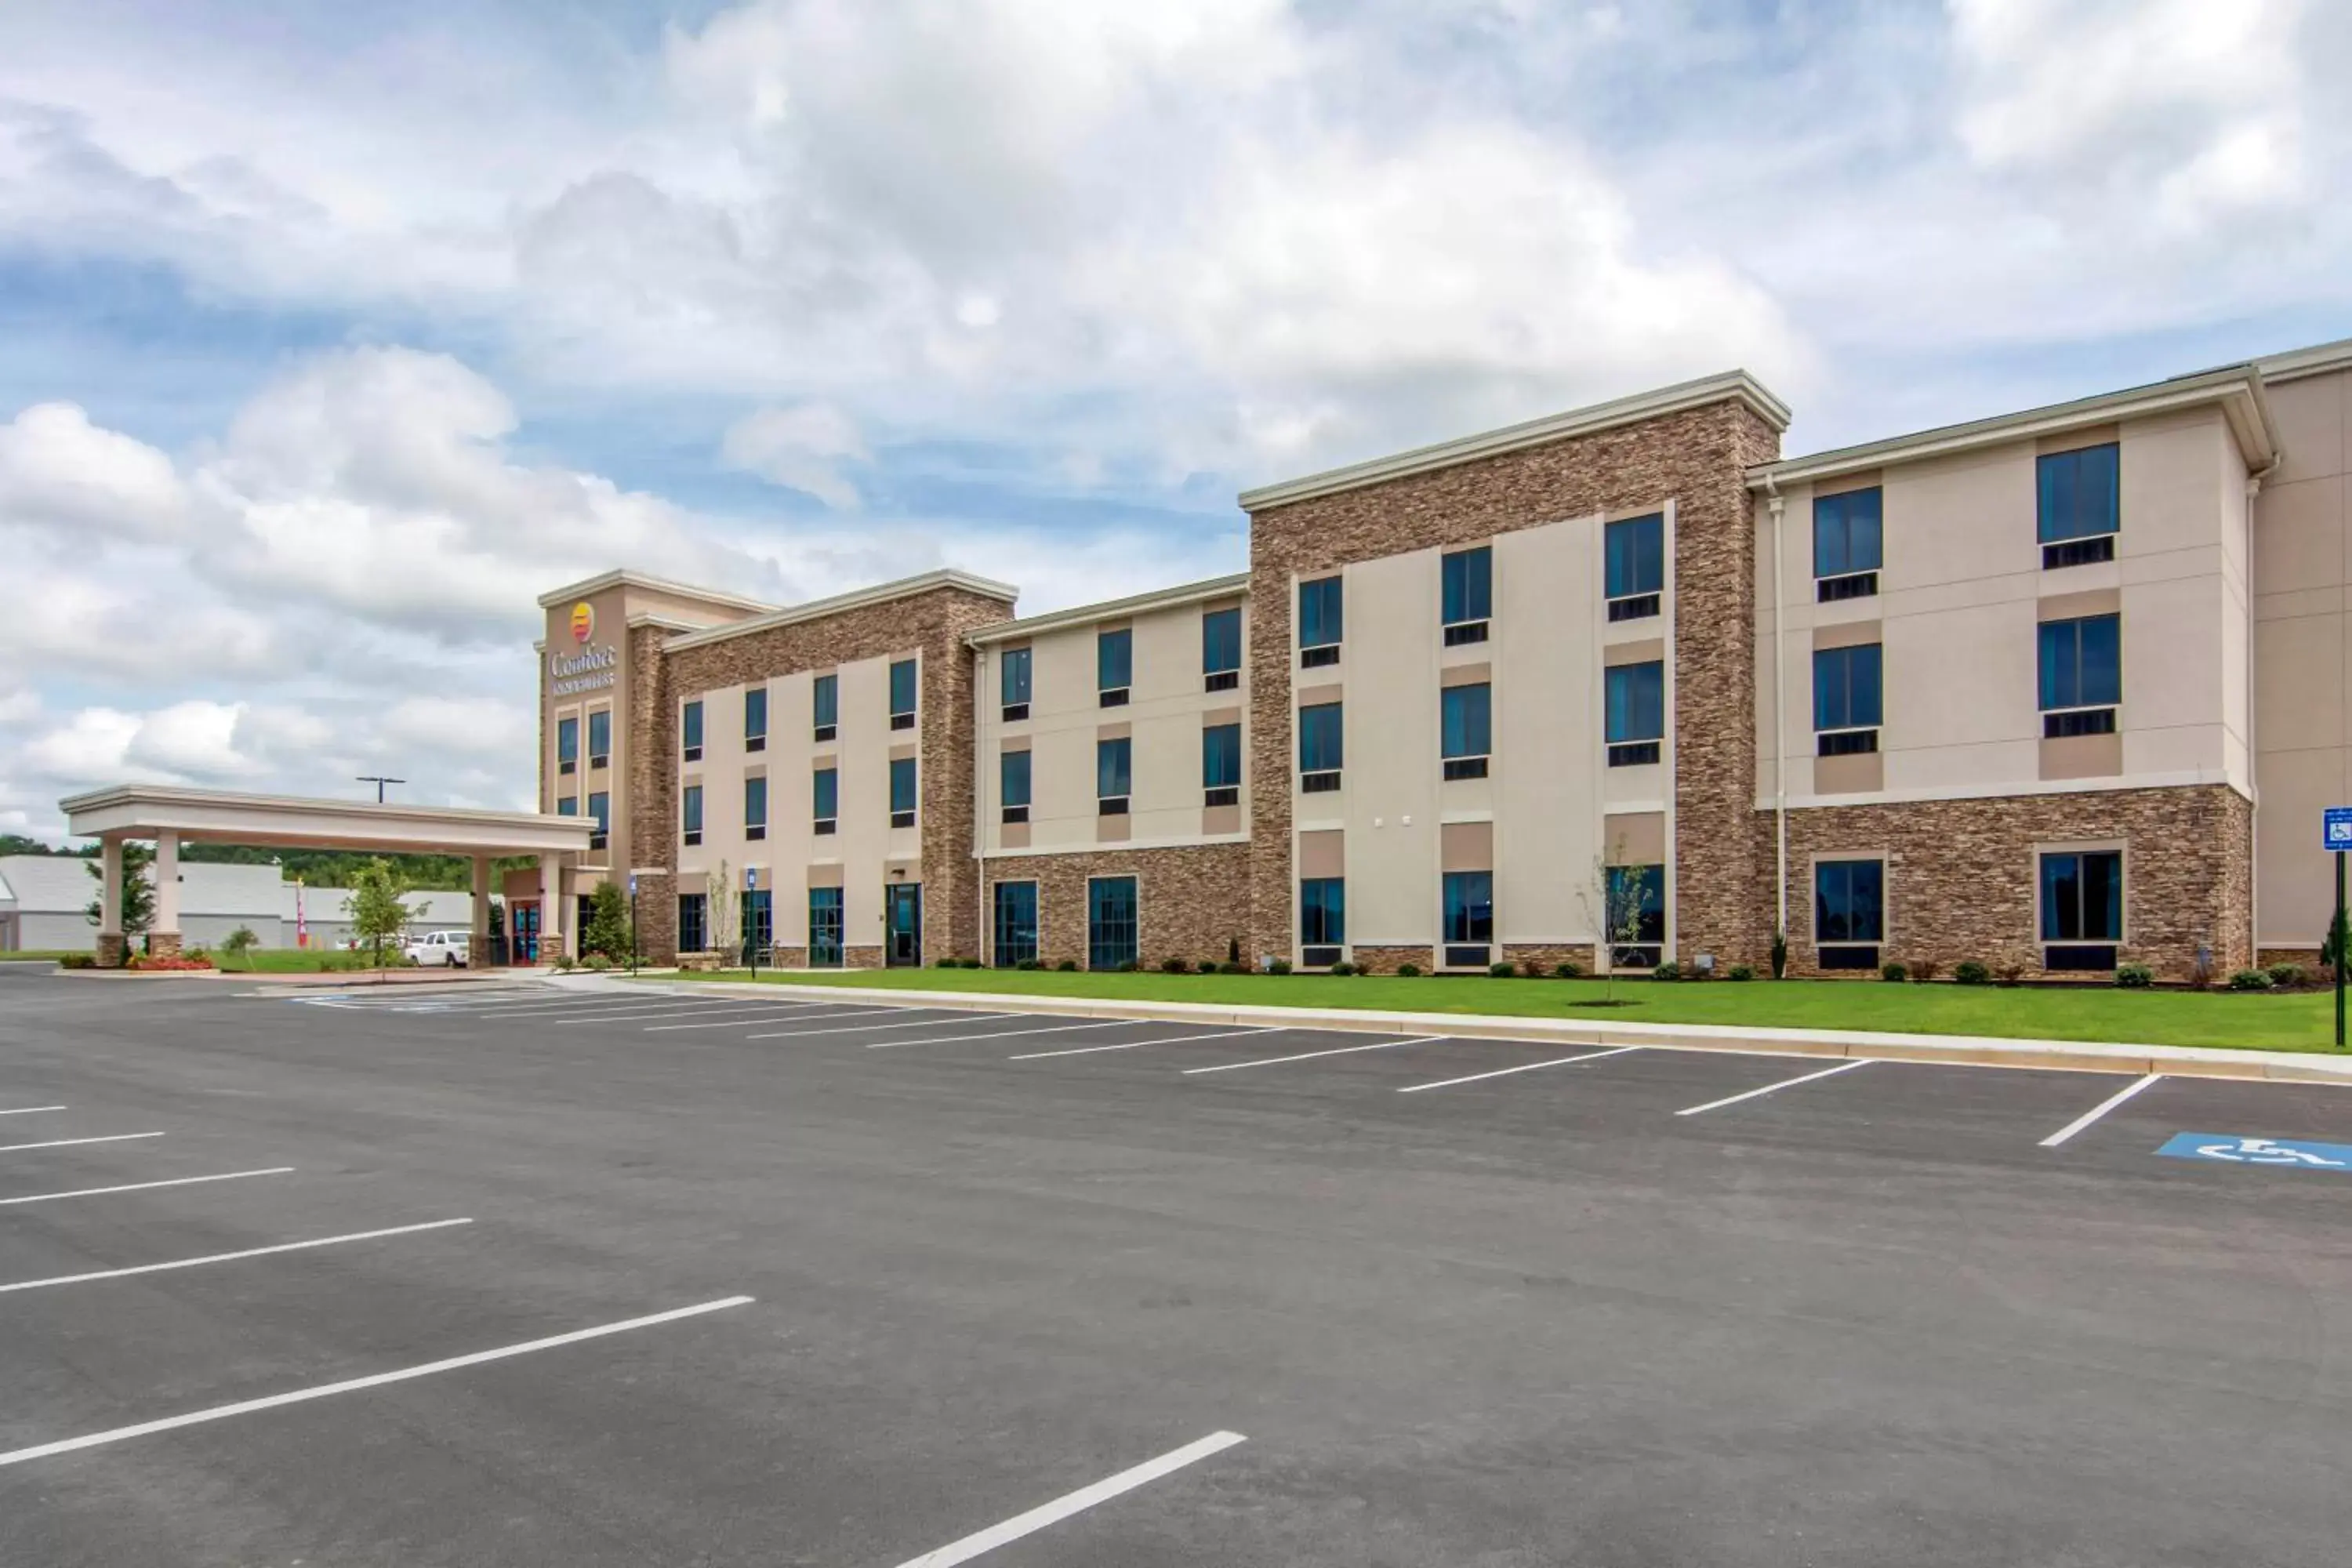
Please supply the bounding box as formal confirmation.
[550,600,618,695]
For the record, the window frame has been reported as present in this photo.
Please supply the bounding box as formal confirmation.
[2039,848,2124,962]
[2037,442,2120,545]
[812,765,839,835]
[743,774,768,841]
[743,686,768,753]
[888,755,918,829]
[1812,643,1883,755]
[1298,700,1343,791]
[677,892,707,955]
[811,673,838,742]
[1812,857,1885,967]
[1605,862,1665,968]
[1605,660,1664,767]
[807,886,844,967]
[1300,876,1345,953]
[1201,607,1243,690]
[586,789,609,852]
[2038,613,2122,735]
[1097,628,1133,707]
[1440,681,1491,779]
[586,707,612,771]
[1605,513,1664,621]
[992,880,1039,967]
[556,713,579,776]
[1813,486,1882,599]
[1202,721,1242,805]
[1441,546,1492,644]
[681,699,703,762]
[1298,575,1343,664]
[1000,748,1032,824]
[888,658,918,731]
[1000,646,1032,720]
[1087,875,1139,971]
[1097,735,1132,815]
[681,782,703,847]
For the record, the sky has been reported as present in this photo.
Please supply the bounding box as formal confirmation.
[2,0,2347,843]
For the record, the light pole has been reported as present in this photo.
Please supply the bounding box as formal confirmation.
[356,775,405,803]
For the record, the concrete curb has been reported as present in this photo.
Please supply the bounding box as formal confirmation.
[590,976,2352,1085]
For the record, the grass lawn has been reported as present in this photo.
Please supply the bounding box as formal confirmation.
[219,949,410,975]
[660,967,2350,1054]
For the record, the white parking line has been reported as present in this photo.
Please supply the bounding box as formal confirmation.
[463,999,725,1022]
[643,1004,891,1033]
[891,1429,1247,1568]
[1008,1026,1276,1061]
[1674,1058,1873,1116]
[0,1218,474,1296]
[0,1295,754,1468]
[743,1009,1007,1042]
[1181,1035,1445,1076]
[0,1168,295,1207]
[1399,1044,1645,1093]
[0,1132,165,1154]
[2039,1073,2162,1149]
[0,1107,66,1117]
[863,1018,1116,1049]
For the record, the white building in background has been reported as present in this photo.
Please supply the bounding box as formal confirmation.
[0,856,474,953]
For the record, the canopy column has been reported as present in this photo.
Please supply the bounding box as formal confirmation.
[96,837,125,967]
[149,830,183,959]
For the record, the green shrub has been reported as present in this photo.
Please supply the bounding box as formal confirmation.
[553,953,577,971]
[1218,960,1248,975]
[2267,962,2310,989]
[1996,963,2027,986]
[1651,960,1682,981]
[1726,964,1755,982]
[1396,963,1421,978]
[1910,959,1941,983]
[2227,967,2274,991]
[1266,958,1292,975]
[1057,960,1079,972]
[1114,960,1139,973]
[1327,960,1356,975]
[2114,963,2154,989]
[1769,928,1788,980]
[58,953,95,969]
[1553,960,1585,979]
[583,954,612,971]
[1489,960,1519,978]
[934,956,960,968]
[1161,957,1189,974]
[1015,958,1044,971]
[1879,960,1907,983]
[1954,960,1991,985]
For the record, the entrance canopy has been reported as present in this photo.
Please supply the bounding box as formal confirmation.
[59,783,593,964]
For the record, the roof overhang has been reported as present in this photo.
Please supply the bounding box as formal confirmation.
[1750,365,2281,492]
[967,572,1250,647]
[1239,369,1792,513]
[536,568,779,615]
[662,568,1020,654]
[58,786,594,858]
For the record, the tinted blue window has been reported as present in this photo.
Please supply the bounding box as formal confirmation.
[1814,488,1883,578]
[2038,614,2121,710]
[1443,871,1493,944]
[1097,737,1132,799]
[888,659,917,717]
[1813,644,1883,731]
[1299,577,1343,648]
[889,757,917,814]
[1098,629,1132,691]
[1441,683,1490,759]
[743,775,766,827]
[744,686,767,739]
[1606,514,1664,599]
[587,710,610,760]
[1088,877,1138,970]
[813,767,838,821]
[743,891,773,956]
[1299,702,1344,772]
[1202,608,1242,674]
[993,881,1038,966]
[2041,850,2122,942]
[1813,859,1883,943]
[813,673,837,728]
[1442,547,1492,625]
[677,894,706,954]
[1000,750,1030,808]
[1301,877,1345,946]
[2038,443,2120,543]
[1203,724,1241,789]
[1607,865,1664,944]
[681,784,702,835]
[557,716,578,763]
[1605,662,1664,744]
[1000,647,1031,704]
[681,701,702,752]
[557,797,578,816]
[808,887,842,966]
[587,792,609,836]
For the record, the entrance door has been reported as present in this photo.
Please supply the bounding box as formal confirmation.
[511,902,540,965]
[886,884,923,967]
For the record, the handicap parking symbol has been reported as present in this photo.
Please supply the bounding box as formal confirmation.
[2157,1133,2352,1171]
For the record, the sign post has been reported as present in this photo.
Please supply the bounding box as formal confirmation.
[627,874,639,977]
[2324,808,2352,1047]
[745,866,760,983]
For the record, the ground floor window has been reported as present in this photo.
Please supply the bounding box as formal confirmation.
[1300,877,1345,967]
[742,890,773,963]
[993,881,1038,966]
[678,893,707,954]
[1442,870,1493,967]
[1088,876,1138,971]
[809,887,844,967]
[1606,863,1664,968]
[2041,849,2122,970]
[1813,858,1883,970]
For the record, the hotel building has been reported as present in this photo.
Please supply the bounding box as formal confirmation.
[525,336,2352,981]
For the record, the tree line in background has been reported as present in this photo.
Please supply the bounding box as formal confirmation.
[2,834,533,890]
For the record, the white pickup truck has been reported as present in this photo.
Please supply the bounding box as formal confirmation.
[402,931,470,967]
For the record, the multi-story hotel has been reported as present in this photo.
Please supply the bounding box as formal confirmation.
[522,336,2352,981]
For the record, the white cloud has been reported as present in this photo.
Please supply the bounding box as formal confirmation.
[0,401,187,539]
[381,695,532,760]
[721,402,869,508]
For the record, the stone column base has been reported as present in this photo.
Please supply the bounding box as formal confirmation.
[96,933,128,968]
[147,931,183,960]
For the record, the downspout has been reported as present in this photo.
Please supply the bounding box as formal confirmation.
[2245,451,2283,965]
[1764,474,1789,946]
[971,643,987,966]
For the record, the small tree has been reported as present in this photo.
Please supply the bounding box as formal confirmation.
[581,880,632,960]
[347,858,416,975]
[220,926,260,971]
[1577,842,1655,1004]
[84,841,158,953]
[707,859,739,960]
[2325,906,2351,982]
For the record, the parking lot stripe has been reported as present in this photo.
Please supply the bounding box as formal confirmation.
[0,1168,296,1207]
[1181,1035,1445,1076]
[1674,1058,1874,1116]
[0,1218,475,1296]
[0,1132,165,1154]
[2039,1073,2162,1149]
[0,1106,67,1116]
[643,1004,892,1033]
[0,1294,755,1468]
[1008,1026,1276,1061]
[742,1009,1009,1042]
[468,999,731,1022]
[862,1018,1114,1049]
[891,1428,1247,1568]
[1399,1044,1644,1093]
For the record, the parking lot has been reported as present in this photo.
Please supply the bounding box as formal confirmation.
[4,964,2351,1566]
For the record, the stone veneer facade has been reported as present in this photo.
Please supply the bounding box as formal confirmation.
[979,844,1251,970]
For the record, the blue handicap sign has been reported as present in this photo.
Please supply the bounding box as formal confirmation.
[2325,806,2352,851]
[2157,1132,2352,1171]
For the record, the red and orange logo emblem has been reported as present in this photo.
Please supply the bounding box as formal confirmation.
[569,601,595,644]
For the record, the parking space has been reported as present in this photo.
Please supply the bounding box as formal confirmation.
[9,967,2352,1565]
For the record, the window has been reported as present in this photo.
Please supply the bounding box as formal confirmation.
[808,887,843,967]
[1298,701,1343,792]
[1097,629,1132,707]
[813,767,838,834]
[2038,442,2119,568]
[812,673,838,742]
[1203,722,1241,806]
[1202,608,1242,691]
[889,756,917,828]
[682,700,703,762]
[743,890,774,964]
[681,784,703,847]
[1442,870,1493,967]
[587,791,609,851]
[1606,661,1664,766]
[1814,487,1882,601]
[1087,876,1138,971]
[557,715,579,775]
[2038,613,2120,736]
[1000,647,1032,720]
[1442,546,1492,644]
[556,796,578,817]
[1813,644,1882,756]
[993,882,1038,967]
[1441,684,1490,779]
[677,893,707,955]
[1298,576,1342,666]
[1606,864,1664,967]
[889,658,917,730]
[744,687,768,753]
[744,775,767,840]
[1813,859,1883,969]
[1606,513,1664,621]
[1300,877,1345,967]
[1000,750,1031,824]
[2041,850,2122,970]
[587,709,611,770]
[1097,736,1131,815]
